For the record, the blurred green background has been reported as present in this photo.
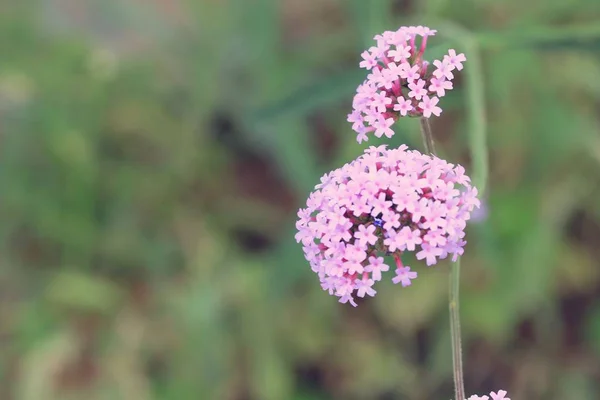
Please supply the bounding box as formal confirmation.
[1,1,600,399]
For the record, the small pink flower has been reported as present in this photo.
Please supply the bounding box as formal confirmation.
[359,50,379,70]
[371,91,392,113]
[381,69,399,89]
[432,59,455,80]
[392,266,417,286]
[355,126,369,143]
[394,97,413,116]
[347,109,363,124]
[365,256,389,281]
[384,230,406,252]
[354,224,378,247]
[468,390,510,400]
[418,95,442,117]
[401,64,421,81]
[490,390,510,400]
[373,117,395,138]
[339,292,357,307]
[383,213,401,231]
[386,61,406,79]
[388,44,412,62]
[356,277,376,297]
[444,49,466,71]
[416,243,443,266]
[398,226,423,251]
[408,79,428,100]
[371,192,393,215]
[428,76,453,97]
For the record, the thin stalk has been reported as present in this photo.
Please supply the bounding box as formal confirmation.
[449,258,465,400]
[419,117,436,155]
[419,118,465,400]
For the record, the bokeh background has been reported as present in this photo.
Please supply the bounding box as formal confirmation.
[2,1,600,399]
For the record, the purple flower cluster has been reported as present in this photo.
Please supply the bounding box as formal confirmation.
[295,145,480,306]
[468,390,510,400]
[347,26,466,143]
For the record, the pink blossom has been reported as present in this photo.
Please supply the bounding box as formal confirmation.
[384,230,406,252]
[349,26,467,142]
[424,229,446,247]
[373,117,395,138]
[383,213,401,231]
[359,50,379,70]
[347,109,363,125]
[432,59,454,80]
[355,125,369,143]
[365,256,389,281]
[392,266,418,286]
[401,64,421,81]
[380,69,399,89]
[418,95,442,117]
[468,390,510,400]
[490,390,510,400]
[371,192,393,215]
[339,292,357,307]
[356,277,376,297]
[394,97,413,116]
[386,61,406,79]
[444,49,466,71]
[408,79,428,100]
[398,226,423,251]
[388,45,411,62]
[296,145,480,305]
[371,91,392,113]
[428,76,453,97]
[416,244,443,266]
[354,224,378,247]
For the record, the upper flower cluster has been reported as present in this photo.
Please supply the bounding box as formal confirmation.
[347,26,466,143]
[468,390,510,400]
[295,145,479,306]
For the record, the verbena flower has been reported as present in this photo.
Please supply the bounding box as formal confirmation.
[295,145,480,306]
[348,26,466,143]
[468,390,510,400]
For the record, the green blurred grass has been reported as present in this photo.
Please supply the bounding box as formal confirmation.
[1,1,600,399]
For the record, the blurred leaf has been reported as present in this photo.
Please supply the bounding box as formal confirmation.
[347,0,394,48]
[556,370,598,400]
[45,271,122,314]
[249,70,364,122]
[245,117,320,195]
[17,330,79,400]
[476,23,600,50]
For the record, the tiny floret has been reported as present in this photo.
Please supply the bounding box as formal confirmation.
[490,390,510,400]
[349,26,466,142]
[295,145,480,306]
[468,390,510,400]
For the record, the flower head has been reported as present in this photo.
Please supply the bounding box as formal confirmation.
[468,390,510,400]
[349,26,466,142]
[295,145,480,306]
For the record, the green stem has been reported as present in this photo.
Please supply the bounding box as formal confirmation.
[419,117,436,155]
[464,40,488,194]
[449,258,465,400]
[419,118,465,400]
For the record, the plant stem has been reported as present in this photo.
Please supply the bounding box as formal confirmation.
[419,117,436,155]
[418,117,465,400]
[449,258,465,400]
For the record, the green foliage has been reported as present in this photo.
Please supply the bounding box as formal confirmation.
[1,1,600,399]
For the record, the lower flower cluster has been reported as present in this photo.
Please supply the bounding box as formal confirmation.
[295,145,479,306]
